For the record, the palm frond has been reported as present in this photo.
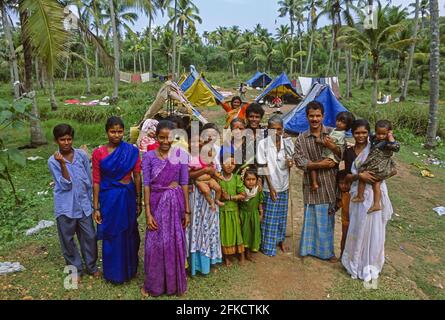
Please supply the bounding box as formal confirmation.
[20,0,69,77]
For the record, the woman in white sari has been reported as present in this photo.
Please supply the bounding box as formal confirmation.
[341,119,395,282]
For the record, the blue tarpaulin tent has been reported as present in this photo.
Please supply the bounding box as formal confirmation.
[255,72,301,103]
[283,83,350,134]
[246,71,272,88]
[180,65,199,92]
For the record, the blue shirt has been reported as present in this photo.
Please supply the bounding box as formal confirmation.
[48,149,93,219]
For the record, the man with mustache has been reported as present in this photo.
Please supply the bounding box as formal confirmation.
[293,101,344,263]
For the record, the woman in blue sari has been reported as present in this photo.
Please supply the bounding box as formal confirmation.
[92,116,142,284]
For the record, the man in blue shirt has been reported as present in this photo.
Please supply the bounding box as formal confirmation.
[48,124,100,278]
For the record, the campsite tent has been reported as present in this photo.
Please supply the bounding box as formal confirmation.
[180,66,224,107]
[294,76,341,98]
[255,72,301,103]
[282,83,350,134]
[142,80,208,124]
[246,71,272,88]
[180,65,199,92]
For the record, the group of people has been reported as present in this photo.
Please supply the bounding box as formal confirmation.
[48,98,399,297]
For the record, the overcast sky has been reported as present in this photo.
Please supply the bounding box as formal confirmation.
[130,0,445,35]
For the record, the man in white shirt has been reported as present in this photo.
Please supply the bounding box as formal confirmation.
[257,116,294,256]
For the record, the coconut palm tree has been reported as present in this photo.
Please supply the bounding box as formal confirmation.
[224,32,243,78]
[305,0,323,74]
[400,0,421,101]
[278,0,298,77]
[18,0,69,145]
[275,24,290,42]
[134,0,169,79]
[425,0,439,149]
[168,0,201,76]
[1,0,20,98]
[337,4,409,108]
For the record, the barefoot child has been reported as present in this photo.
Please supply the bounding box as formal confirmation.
[219,155,246,266]
[189,136,224,211]
[239,168,263,262]
[351,120,400,212]
[48,124,100,278]
[310,111,354,191]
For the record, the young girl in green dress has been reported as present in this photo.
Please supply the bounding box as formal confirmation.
[219,155,246,266]
[239,168,263,262]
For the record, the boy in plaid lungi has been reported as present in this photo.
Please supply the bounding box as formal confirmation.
[257,116,294,256]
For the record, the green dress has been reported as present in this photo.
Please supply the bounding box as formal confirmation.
[219,174,245,255]
[239,190,263,252]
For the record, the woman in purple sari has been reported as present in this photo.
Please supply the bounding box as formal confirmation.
[92,116,142,284]
[141,120,190,297]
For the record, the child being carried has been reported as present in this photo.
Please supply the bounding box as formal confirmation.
[189,136,224,211]
[352,119,399,213]
[310,111,354,191]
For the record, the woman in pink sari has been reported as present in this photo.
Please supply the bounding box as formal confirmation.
[141,120,190,297]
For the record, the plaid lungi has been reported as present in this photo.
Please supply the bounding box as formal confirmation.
[299,203,335,259]
[260,190,289,256]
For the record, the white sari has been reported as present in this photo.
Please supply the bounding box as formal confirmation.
[341,142,393,282]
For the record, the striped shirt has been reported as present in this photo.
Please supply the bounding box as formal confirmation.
[293,126,342,205]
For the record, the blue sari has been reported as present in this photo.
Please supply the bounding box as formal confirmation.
[97,142,140,284]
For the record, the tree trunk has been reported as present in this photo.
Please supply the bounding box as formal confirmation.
[298,24,303,74]
[346,49,352,98]
[133,53,136,73]
[1,7,20,98]
[326,23,335,76]
[109,0,119,101]
[177,33,183,77]
[95,25,99,79]
[171,0,178,79]
[425,0,440,149]
[231,61,235,78]
[386,60,392,86]
[400,0,420,101]
[49,76,57,111]
[142,53,146,72]
[64,56,69,81]
[149,15,153,79]
[356,61,361,87]
[19,5,47,147]
[361,52,368,89]
[290,17,294,77]
[138,53,142,73]
[371,54,379,108]
[305,28,314,74]
[83,42,91,94]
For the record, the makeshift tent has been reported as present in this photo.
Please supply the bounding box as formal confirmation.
[283,83,350,134]
[255,72,301,103]
[295,76,341,98]
[142,80,208,124]
[184,76,224,107]
[246,71,272,88]
[180,65,199,92]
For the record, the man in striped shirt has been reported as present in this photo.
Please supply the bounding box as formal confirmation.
[293,101,343,262]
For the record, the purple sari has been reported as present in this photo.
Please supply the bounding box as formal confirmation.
[142,148,189,296]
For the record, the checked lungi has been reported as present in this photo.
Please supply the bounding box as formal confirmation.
[260,190,289,256]
[299,203,335,260]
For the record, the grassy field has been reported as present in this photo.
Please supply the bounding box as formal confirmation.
[0,74,444,300]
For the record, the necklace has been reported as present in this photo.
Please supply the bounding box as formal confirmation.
[221,173,233,181]
[158,150,169,160]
